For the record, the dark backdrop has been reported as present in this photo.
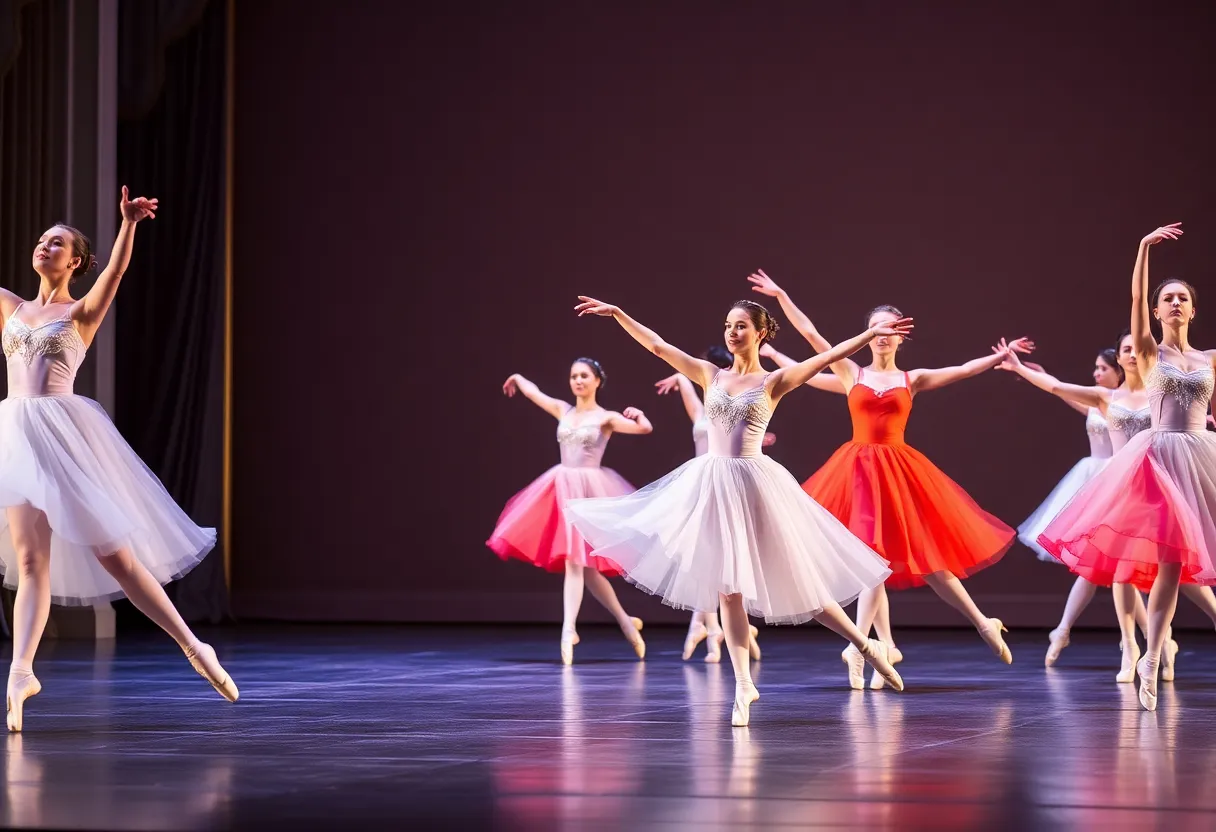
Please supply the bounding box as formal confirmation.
[231,1,1216,626]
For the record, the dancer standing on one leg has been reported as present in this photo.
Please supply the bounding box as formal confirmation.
[748,270,1025,689]
[488,358,652,665]
[1,188,237,733]
[1038,223,1216,710]
[655,344,768,663]
[998,338,1155,669]
[566,295,915,726]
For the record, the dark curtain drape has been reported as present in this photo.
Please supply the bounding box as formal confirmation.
[0,0,69,633]
[116,0,228,623]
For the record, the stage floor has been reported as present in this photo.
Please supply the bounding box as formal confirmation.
[2,624,1215,830]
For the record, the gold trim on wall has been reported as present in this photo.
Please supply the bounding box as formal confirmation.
[222,0,234,592]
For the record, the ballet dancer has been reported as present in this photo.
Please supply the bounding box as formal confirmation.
[1,189,237,733]
[488,358,652,665]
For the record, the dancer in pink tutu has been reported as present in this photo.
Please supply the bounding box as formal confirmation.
[488,358,652,665]
[1,189,237,733]
[1037,223,1216,711]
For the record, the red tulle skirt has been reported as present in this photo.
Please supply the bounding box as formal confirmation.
[804,441,1014,589]
[487,464,634,576]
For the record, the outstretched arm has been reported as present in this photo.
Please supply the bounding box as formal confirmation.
[656,373,705,423]
[607,407,653,435]
[909,337,1034,394]
[71,187,158,343]
[769,318,914,401]
[760,343,845,394]
[994,345,1109,410]
[748,269,862,387]
[1132,224,1182,370]
[575,296,719,388]
[502,374,570,420]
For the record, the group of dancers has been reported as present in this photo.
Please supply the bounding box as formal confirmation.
[488,222,1216,724]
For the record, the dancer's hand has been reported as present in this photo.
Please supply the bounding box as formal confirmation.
[762,431,777,447]
[1141,223,1183,247]
[747,269,783,298]
[759,343,777,359]
[502,374,520,396]
[575,296,619,317]
[654,374,681,395]
[622,407,646,422]
[119,186,158,223]
[870,317,914,339]
[1006,336,1035,355]
[991,339,1023,370]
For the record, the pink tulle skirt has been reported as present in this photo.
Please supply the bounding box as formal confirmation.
[487,464,634,575]
[1037,428,1216,591]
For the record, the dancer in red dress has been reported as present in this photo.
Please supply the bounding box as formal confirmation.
[487,359,652,665]
[749,270,1026,689]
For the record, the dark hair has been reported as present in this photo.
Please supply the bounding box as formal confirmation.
[51,223,97,282]
[1096,347,1124,385]
[1151,278,1197,309]
[865,304,906,349]
[1114,328,1132,353]
[730,300,780,345]
[703,345,733,369]
[572,357,606,387]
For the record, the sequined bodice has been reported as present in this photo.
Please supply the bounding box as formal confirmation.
[3,307,86,398]
[1084,407,1113,458]
[1147,353,1214,433]
[692,416,709,457]
[703,373,772,457]
[1106,402,1151,451]
[556,409,609,468]
[848,370,911,445]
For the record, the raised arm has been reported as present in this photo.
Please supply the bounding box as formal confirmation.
[71,188,157,344]
[769,317,914,401]
[502,374,570,420]
[909,337,1034,394]
[606,407,653,436]
[656,373,705,423]
[748,270,861,386]
[575,297,719,388]
[1132,224,1182,368]
[994,344,1109,410]
[760,343,845,394]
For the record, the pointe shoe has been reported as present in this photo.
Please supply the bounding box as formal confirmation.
[1161,638,1179,683]
[841,644,866,690]
[560,630,577,665]
[626,617,646,660]
[870,645,903,690]
[860,639,904,692]
[6,672,41,733]
[1116,639,1140,684]
[748,625,761,661]
[704,627,724,664]
[1136,653,1159,711]
[1045,627,1070,667]
[979,618,1013,664]
[183,643,239,703]
[683,621,708,660]
[731,681,760,727]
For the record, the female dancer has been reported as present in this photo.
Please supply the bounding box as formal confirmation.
[2,189,237,733]
[1038,223,1216,710]
[748,270,1024,690]
[656,345,766,663]
[996,338,1154,674]
[488,358,652,665]
[567,294,916,726]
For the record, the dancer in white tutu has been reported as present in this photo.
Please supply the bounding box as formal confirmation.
[567,295,914,725]
[655,344,768,664]
[1,188,236,733]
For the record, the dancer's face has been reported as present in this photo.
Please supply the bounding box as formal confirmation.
[1154,281,1195,328]
[724,308,764,354]
[32,226,79,278]
[1093,355,1120,388]
[1117,334,1139,377]
[569,362,600,398]
[867,310,903,356]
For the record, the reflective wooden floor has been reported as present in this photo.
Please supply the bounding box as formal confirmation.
[3,624,1216,830]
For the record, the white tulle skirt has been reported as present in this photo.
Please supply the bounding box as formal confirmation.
[1017,456,1109,563]
[565,454,892,625]
[0,395,215,606]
